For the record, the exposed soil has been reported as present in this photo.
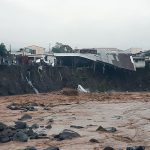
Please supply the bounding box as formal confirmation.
[0,92,149,150]
[1,65,150,96]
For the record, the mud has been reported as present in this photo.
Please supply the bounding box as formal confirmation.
[0,92,149,150]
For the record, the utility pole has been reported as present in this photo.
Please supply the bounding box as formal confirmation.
[9,44,11,54]
[49,43,51,53]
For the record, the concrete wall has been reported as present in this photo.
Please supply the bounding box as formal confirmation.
[25,45,45,55]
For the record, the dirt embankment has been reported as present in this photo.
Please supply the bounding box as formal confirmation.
[0,64,150,96]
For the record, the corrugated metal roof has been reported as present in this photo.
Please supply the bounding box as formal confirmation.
[54,52,135,71]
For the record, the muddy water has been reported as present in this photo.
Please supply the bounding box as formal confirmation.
[0,93,150,150]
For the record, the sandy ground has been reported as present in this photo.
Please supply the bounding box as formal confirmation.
[0,92,150,150]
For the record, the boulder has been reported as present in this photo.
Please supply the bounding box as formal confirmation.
[24,146,37,150]
[89,138,99,143]
[70,125,84,129]
[31,123,39,129]
[7,103,20,110]
[0,136,10,143]
[0,122,7,131]
[126,146,145,150]
[44,146,60,150]
[47,118,54,123]
[19,114,32,121]
[103,147,115,150]
[54,129,80,140]
[15,121,27,129]
[7,103,38,111]
[105,127,117,133]
[45,124,52,129]
[96,126,117,133]
[13,131,28,142]
[96,126,107,131]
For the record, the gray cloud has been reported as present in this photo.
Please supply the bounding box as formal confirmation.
[0,0,150,50]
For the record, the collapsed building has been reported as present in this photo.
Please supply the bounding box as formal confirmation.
[54,48,136,71]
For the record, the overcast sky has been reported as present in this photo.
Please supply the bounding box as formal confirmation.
[0,0,150,50]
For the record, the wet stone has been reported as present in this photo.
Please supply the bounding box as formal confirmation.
[15,121,27,129]
[103,147,115,150]
[70,125,84,129]
[44,146,60,150]
[7,103,20,110]
[19,114,32,121]
[126,146,145,150]
[54,129,80,141]
[38,132,47,137]
[47,118,54,123]
[29,102,38,107]
[13,131,28,142]
[24,146,37,150]
[31,123,39,129]
[96,126,117,133]
[0,128,16,138]
[105,127,117,133]
[0,136,10,143]
[7,103,38,112]
[45,124,52,129]
[0,122,7,131]
[29,132,39,140]
[89,138,99,143]
[96,126,107,131]
[26,128,34,137]
[44,107,50,110]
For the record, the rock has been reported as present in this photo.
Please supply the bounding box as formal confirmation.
[23,128,39,139]
[126,146,145,150]
[47,118,54,123]
[29,102,38,107]
[15,121,27,129]
[70,125,84,129]
[96,126,107,131]
[29,132,39,139]
[7,103,20,110]
[19,114,32,121]
[105,127,117,133]
[54,129,80,140]
[103,147,115,150]
[31,123,39,129]
[0,128,16,139]
[44,107,50,110]
[26,128,34,136]
[26,106,36,111]
[13,131,28,142]
[44,146,60,150]
[96,126,117,132]
[24,146,37,150]
[89,138,99,143]
[45,124,52,129]
[7,103,38,112]
[0,122,7,131]
[38,132,47,137]
[0,136,10,143]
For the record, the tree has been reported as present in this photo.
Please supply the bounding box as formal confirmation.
[52,42,73,53]
[0,43,8,56]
